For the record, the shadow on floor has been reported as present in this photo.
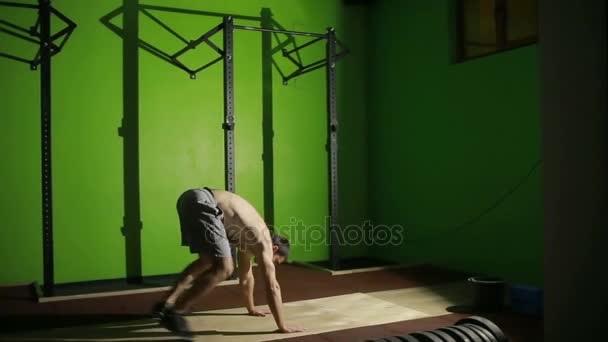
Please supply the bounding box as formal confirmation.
[0,315,276,341]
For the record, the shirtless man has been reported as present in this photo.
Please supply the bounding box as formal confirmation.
[154,187,303,338]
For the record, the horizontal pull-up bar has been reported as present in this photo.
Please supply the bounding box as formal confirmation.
[233,24,327,38]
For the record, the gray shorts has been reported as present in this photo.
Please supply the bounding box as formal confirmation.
[176,188,232,258]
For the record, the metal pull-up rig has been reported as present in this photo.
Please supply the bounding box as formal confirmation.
[104,10,349,271]
[0,0,76,296]
[1,2,349,296]
[211,16,348,272]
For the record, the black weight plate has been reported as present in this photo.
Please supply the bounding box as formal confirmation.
[450,325,483,342]
[400,335,423,342]
[384,337,407,342]
[428,329,458,342]
[456,316,507,342]
[410,331,443,342]
[462,324,493,342]
[438,327,471,342]
[465,323,499,342]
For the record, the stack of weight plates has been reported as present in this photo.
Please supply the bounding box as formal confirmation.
[366,316,508,342]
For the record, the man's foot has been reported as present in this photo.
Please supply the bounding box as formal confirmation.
[153,302,192,339]
[152,302,166,319]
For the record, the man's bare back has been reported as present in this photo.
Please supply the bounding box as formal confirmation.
[211,189,271,254]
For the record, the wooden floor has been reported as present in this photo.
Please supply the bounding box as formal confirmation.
[0,264,542,341]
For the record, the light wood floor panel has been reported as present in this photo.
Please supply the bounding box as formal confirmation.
[0,283,470,341]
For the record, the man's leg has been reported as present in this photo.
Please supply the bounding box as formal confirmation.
[173,256,234,314]
[153,254,214,338]
[163,253,213,308]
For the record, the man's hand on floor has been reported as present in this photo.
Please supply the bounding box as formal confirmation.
[276,325,305,333]
[248,308,272,317]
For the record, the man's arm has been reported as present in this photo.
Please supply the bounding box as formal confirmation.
[257,250,286,328]
[238,250,265,315]
[257,248,303,333]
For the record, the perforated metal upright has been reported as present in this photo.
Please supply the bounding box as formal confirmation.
[39,0,54,297]
[222,16,238,275]
[223,16,235,193]
[260,8,275,229]
[326,28,340,270]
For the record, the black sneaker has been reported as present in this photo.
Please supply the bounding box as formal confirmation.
[153,302,192,339]
[152,301,169,319]
[152,302,164,319]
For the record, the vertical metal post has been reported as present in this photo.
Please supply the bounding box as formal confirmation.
[326,28,340,270]
[39,0,54,297]
[223,16,237,278]
[261,9,275,228]
[223,16,235,193]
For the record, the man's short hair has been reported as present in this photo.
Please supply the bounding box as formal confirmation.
[270,232,290,257]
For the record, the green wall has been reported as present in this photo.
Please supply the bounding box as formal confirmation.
[367,0,543,286]
[0,0,368,284]
[0,0,543,287]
